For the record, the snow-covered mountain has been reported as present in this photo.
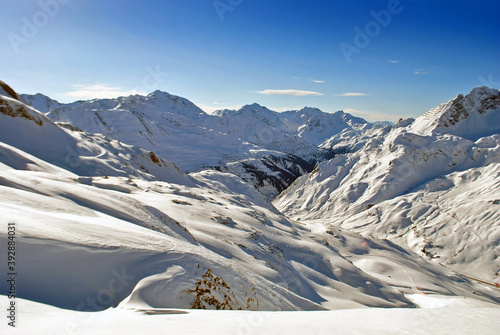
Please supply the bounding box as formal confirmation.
[36,93,370,166]
[279,107,369,146]
[0,89,191,185]
[274,86,500,282]
[2,80,498,315]
[205,104,368,156]
[22,93,62,114]
[213,149,315,201]
[45,91,229,170]
[319,121,393,154]
[28,91,366,200]
[410,87,500,140]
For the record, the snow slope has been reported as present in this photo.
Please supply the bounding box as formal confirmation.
[2,295,499,335]
[21,93,61,114]
[0,92,191,185]
[2,81,499,315]
[274,87,500,282]
[41,95,324,198]
[31,93,367,199]
[2,155,498,312]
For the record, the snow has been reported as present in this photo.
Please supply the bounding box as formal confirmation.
[19,89,373,202]
[0,93,192,185]
[38,94,368,199]
[2,295,499,335]
[21,93,61,114]
[43,96,363,172]
[410,87,500,141]
[1,81,500,333]
[274,87,500,282]
[2,158,497,313]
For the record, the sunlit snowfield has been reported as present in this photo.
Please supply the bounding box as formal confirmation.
[2,296,499,335]
[2,0,500,333]
[1,82,500,334]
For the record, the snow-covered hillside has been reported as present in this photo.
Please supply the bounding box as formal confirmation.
[205,104,367,158]
[2,81,499,317]
[274,87,500,282]
[213,149,315,201]
[21,93,61,114]
[45,90,239,171]
[22,91,367,200]
[0,91,191,185]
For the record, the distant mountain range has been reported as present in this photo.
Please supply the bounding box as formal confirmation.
[22,89,374,199]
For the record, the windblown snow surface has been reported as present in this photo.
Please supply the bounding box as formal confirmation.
[1,82,499,334]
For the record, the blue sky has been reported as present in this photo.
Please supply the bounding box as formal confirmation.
[1,0,499,121]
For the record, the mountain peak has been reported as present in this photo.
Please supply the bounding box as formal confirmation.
[295,107,324,116]
[146,90,172,98]
[240,103,272,112]
[22,93,61,114]
[410,86,500,140]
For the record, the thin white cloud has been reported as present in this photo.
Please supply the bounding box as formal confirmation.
[256,89,323,96]
[389,60,400,63]
[336,92,367,97]
[413,68,428,75]
[310,79,325,83]
[62,84,146,100]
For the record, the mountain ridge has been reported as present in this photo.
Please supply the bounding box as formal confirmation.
[274,86,500,281]
[25,90,368,200]
[1,80,499,313]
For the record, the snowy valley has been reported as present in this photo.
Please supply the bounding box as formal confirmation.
[1,80,499,334]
